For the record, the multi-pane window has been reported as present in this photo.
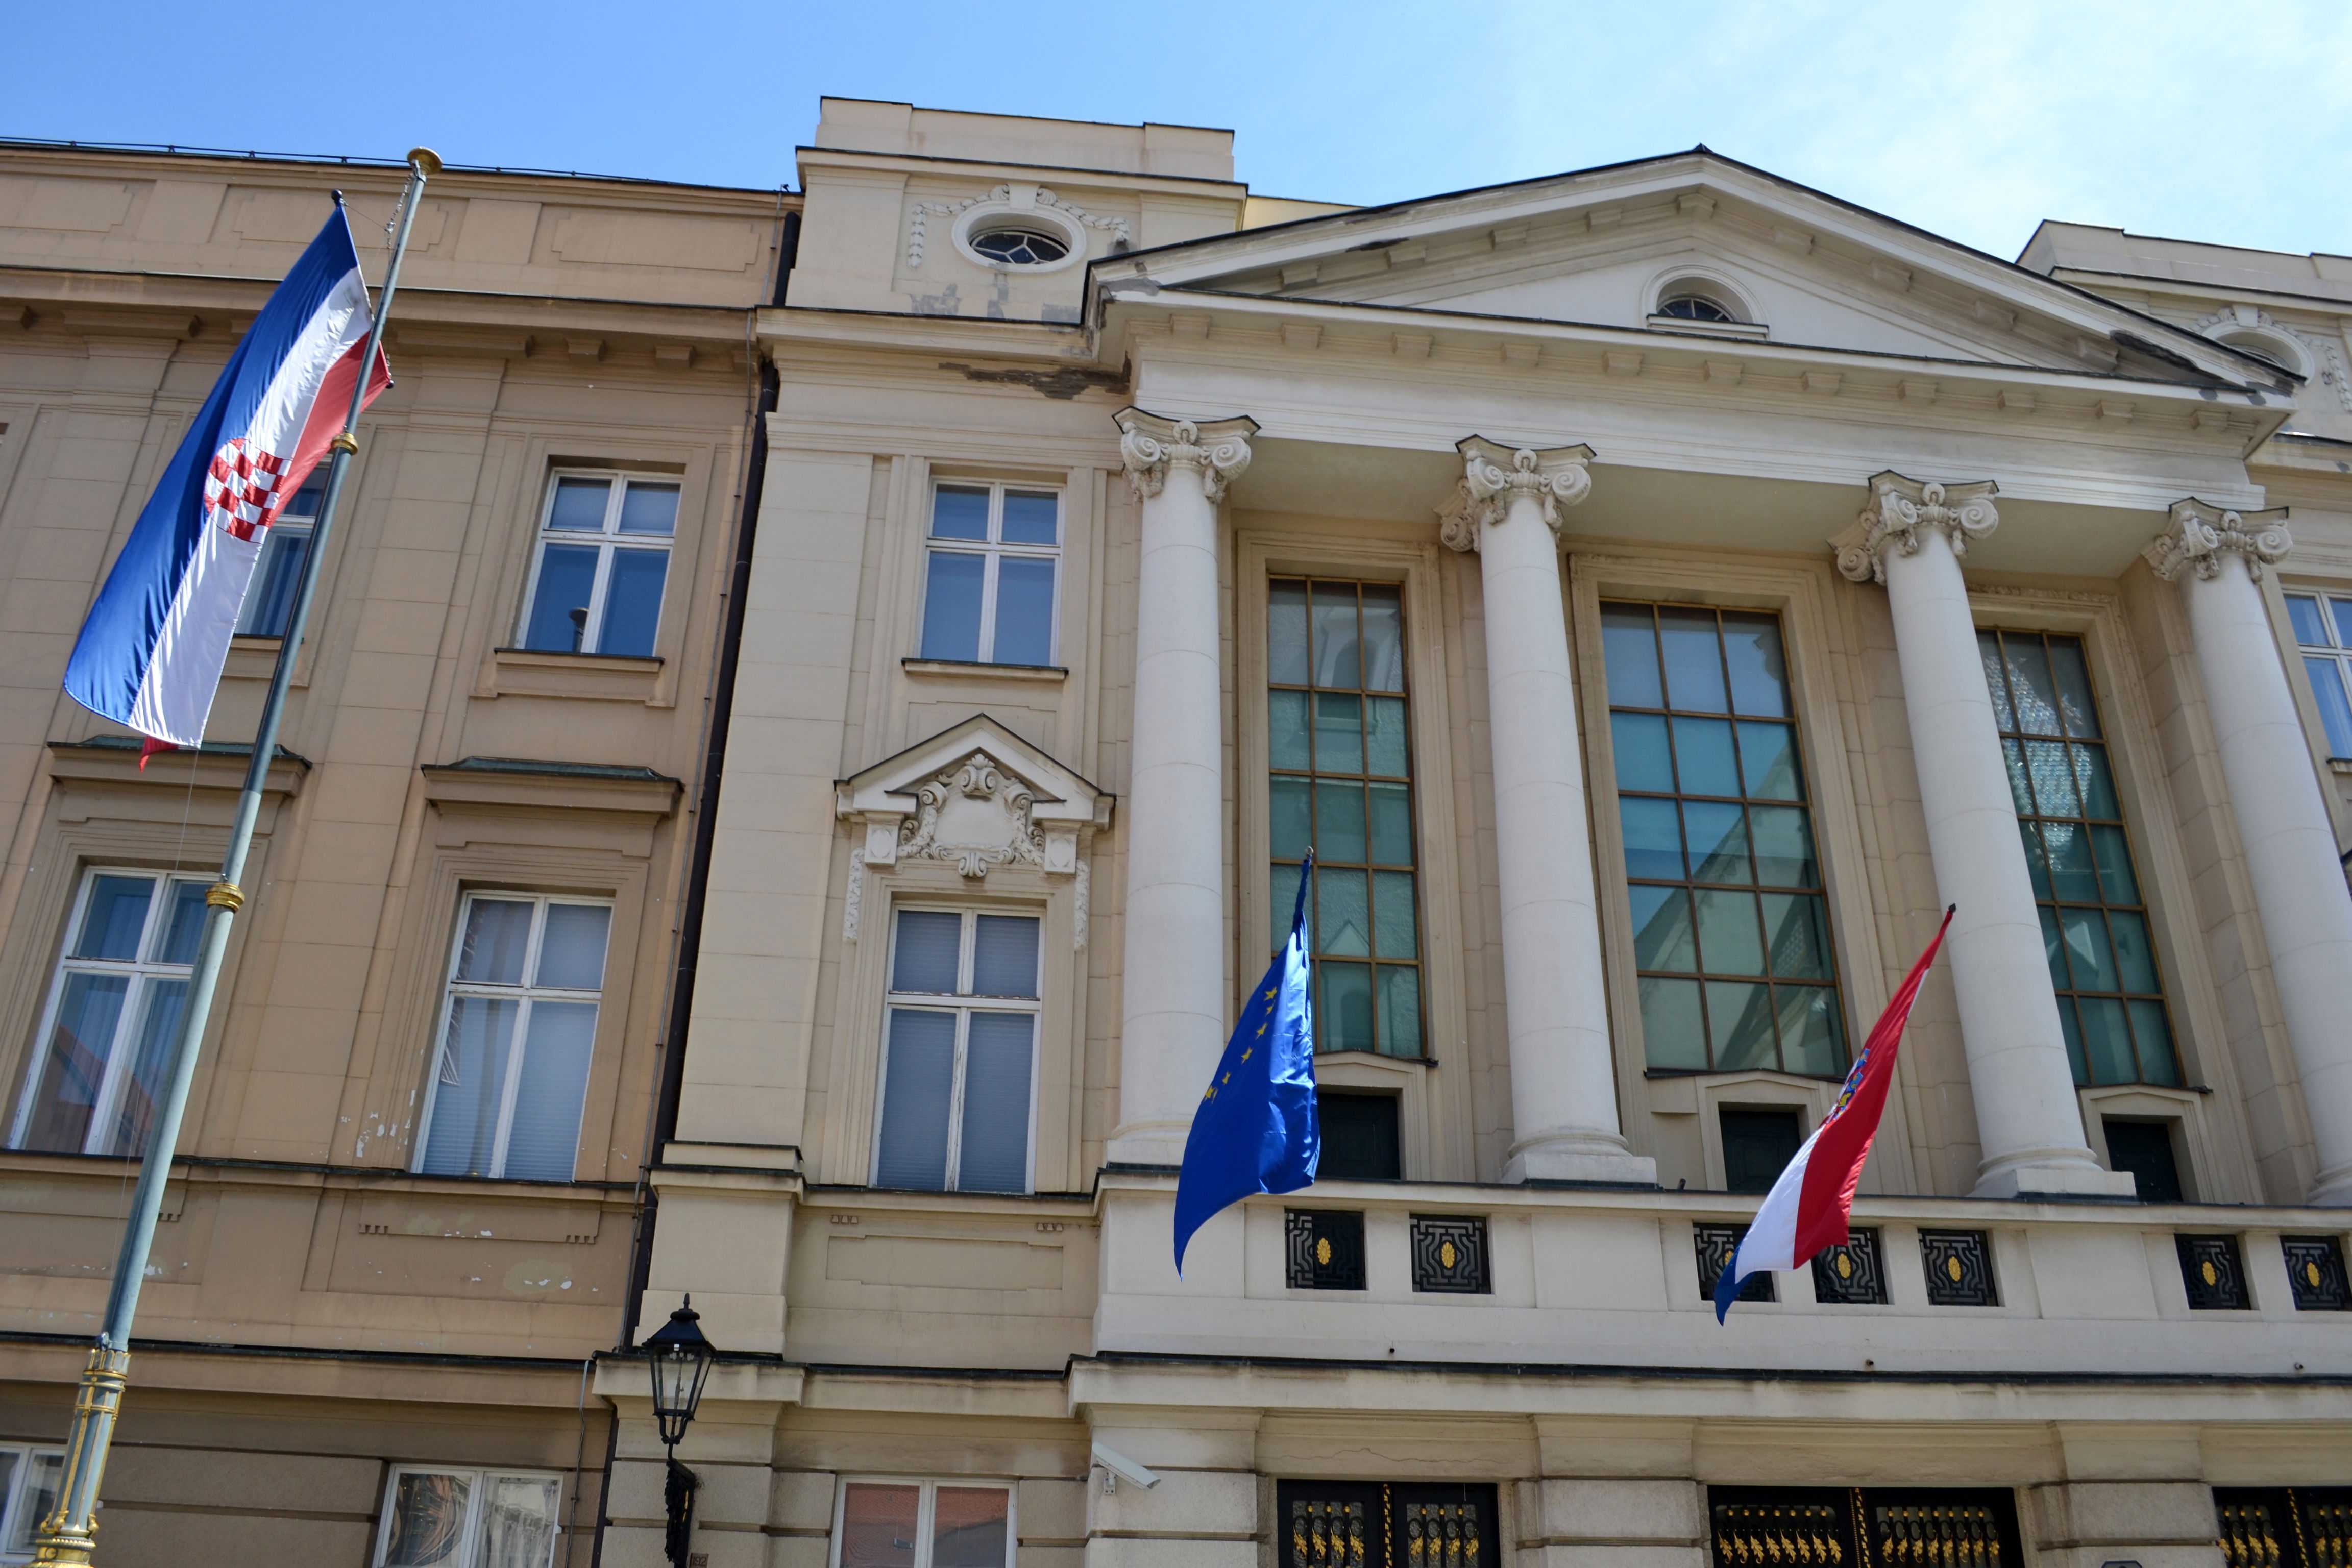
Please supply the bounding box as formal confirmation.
[874,909,1038,1193]
[416,894,612,1182]
[235,469,325,637]
[373,1466,562,1568]
[917,482,1060,666]
[1601,604,1844,1076]
[2286,591,2352,759]
[517,472,679,657]
[9,869,210,1156]
[0,1444,64,1565]
[1980,630,2180,1087]
[836,1478,1013,1568]
[1268,579,1423,1058]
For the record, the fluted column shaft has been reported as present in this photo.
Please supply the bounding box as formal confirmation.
[1838,474,2124,1198]
[1443,439,1654,1185]
[1109,410,1254,1165]
[2149,502,2352,1204]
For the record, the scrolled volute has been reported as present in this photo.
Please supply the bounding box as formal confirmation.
[2142,496,2292,582]
[1832,471,2001,585]
[1115,407,1258,503]
[1437,436,1596,552]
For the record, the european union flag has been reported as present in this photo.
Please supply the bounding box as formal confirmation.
[1173,852,1319,1273]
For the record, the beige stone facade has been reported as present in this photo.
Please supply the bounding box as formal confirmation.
[616,102,2352,1568]
[0,143,792,1562]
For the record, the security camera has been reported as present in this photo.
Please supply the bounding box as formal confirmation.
[1090,1441,1160,1493]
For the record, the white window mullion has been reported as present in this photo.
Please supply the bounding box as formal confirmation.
[487,996,532,1178]
[944,1007,972,1192]
[977,551,1002,664]
[915,1479,938,1568]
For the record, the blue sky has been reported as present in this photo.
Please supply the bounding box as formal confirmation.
[12,1,2349,261]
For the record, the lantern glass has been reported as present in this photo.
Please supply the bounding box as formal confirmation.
[644,1301,715,1448]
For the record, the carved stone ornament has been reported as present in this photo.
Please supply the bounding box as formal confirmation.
[1115,407,1257,504]
[906,183,1130,271]
[1832,471,2001,585]
[836,714,1113,947]
[1436,436,1595,553]
[2142,497,2292,583]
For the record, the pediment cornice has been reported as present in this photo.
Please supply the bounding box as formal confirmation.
[835,713,1112,881]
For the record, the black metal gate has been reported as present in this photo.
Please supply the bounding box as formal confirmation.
[1709,1486,2024,1568]
[2216,1487,2352,1568]
[1275,1481,1499,1568]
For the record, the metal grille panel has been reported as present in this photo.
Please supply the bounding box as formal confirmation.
[1811,1228,1889,1305]
[2178,1233,2252,1310]
[2282,1235,2351,1311]
[1409,1214,1490,1294]
[1919,1229,1997,1306]
[1286,1209,1367,1290]
[1696,1222,1774,1303]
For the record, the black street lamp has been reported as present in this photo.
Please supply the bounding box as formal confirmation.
[644,1297,716,1568]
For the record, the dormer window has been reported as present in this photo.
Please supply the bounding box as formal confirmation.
[1658,295,1735,324]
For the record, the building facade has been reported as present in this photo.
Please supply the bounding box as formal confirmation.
[613,102,2352,1568]
[0,143,792,1564]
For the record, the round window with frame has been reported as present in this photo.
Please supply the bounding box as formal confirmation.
[1267,578,1424,1058]
[967,224,1070,266]
[1600,602,1846,1077]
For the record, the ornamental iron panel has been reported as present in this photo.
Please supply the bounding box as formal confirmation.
[1709,1488,2021,1568]
[1696,1222,1773,1303]
[1277,1482,1498,1568]
[1287,1209,1367,1290]
[1919,1230,1997,1306]
[1811,1228,1889,1305]
[2282,1235,2351,1311]
[1410,1215,1491,1294]
[2216,1488,2352,1568]
[2178,1234,2252,1310]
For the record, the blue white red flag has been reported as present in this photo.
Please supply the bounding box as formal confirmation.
[65,207,390,747]
[1715,906,1954,1320]
[1173,853,1320,1273]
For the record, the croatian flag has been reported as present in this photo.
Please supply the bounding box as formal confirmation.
[65,206,390,747]
[1714,906,1954,1320]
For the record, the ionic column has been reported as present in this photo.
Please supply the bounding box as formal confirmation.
[2146,500,2352,1205]
[1441,438,1655,1185]
[1835,473,2125,1198]
[1109,408,1255,1165]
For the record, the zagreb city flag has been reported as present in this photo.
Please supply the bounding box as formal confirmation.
[65,205,390,747]
[1173,853,1320,1273]
[1715,906,1955,1320]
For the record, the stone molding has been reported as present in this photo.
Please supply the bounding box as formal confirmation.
[1114,408,1257,503]
[2141,496,2293,583]
[906,183,1130,272]
[1436,436,1595,552]
[1832,470,2001,585]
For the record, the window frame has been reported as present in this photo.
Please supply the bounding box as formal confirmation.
[870,903,1042,1193]
[0,1443,65,1564]
[411,890,615,1182]
[513,468,681,658]
[2284,588,2352,762]
[830,1476,1017,1568]
[915,480,1064,668]
[369,1464,566,1568]
[7,866,213,1156]
[234,467,327,638]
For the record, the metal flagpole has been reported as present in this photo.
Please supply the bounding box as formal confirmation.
[32,146,440,1567]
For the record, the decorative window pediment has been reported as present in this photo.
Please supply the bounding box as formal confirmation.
[837,714,1111,883]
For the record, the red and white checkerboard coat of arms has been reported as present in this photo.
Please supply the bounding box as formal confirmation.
[203,438,293,542]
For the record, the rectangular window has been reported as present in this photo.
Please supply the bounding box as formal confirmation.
[415,893,612,1182]
[1268,578,1423,1057]
[1979,629,2181,1087]
[917,482,1061,667]
[2285,591,2352,759]
[8,869,211,1156]
[1601,603,1844,1076]
[373,1466,562,1568]
[516,472,679,657]
[0,1445,64,1564]
[835,1478,1013,1568]
[235,469,326,637]
[874,909,1038,1193]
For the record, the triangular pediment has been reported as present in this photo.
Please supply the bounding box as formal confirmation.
[1099,150,2282,389]
[836,714,1111,881]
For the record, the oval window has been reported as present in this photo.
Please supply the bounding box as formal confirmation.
[969,226,1071,266]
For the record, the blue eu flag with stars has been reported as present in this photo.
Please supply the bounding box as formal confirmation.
[1174,852,1319,1273]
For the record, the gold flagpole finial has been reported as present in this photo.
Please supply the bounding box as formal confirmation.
[406,147,443,176]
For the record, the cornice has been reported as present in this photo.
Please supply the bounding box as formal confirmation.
[761,303,1096,360]
[796,144,1243,200]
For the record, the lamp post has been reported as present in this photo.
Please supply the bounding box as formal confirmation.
[644,1298,716,1568]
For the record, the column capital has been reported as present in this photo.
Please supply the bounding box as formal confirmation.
[1436,435,1595,552]
[1832,470,2000,584]
[1114,407,1258,503]
[2142,496,2292,582]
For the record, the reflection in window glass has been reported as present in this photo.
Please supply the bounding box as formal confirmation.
[918,484,1061,666]
[876,910,1039,1193]
[517,473,677,656]
[1979,629,2180,1087]
[1268,579,1422,1057]
[2286,590,2352,760]
[836,1480,1013,1568]
[374,1467,563,1568]
[1601,603,1845,1076]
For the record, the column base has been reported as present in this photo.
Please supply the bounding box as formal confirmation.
[1504,1137,1658,1187]
[2306,1160,2352,1208]
[1973,1164,2137,1200]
